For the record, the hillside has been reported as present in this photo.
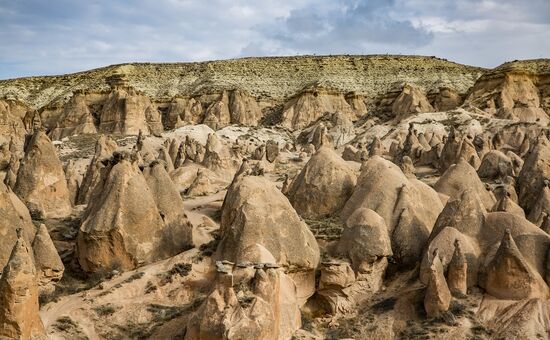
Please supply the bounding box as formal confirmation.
[0,55,485,108]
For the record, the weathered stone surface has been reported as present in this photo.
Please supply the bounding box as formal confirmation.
[32,224,64,289]
[13,131,72,219]
[49,92,97,140]
[76,155,181,273]
[518,136,550,215]
[424,251,451,318]
[336,208,392,271]
[446,239,468,295]
[287,147,357,219]
[0,231,46,340]
[392,83,434,120]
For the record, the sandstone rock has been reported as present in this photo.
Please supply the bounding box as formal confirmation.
[157,146,175,173]
[477,150,513,179]
[64,159,80,205]
[341,156,442,266]
[438,130,480,173]
[76,154,181,273]
[491,194,525,217]
[13,131,72,219]
[186,168,214,197]
[311,123,333,150]
[464,70,549,123]
[32,224,64,289]
[434,158,495,209]
[143,160,194,251]
[432,86,462,111]
[229,89,262,126]
[518,136,550,215]
[527,185,550,226]
[287,147,357,219]
[0,183,36,270]
[281,84,356,130]
[203,90,231,129]
[166,96,203,129]
[336,208,392,271]
[76,135,118,205]
[0,100,27,144]
[446,239,468,295]
[49,92,97,140]
[0,230,46,340]
[392,83,433,121]
[217,175,319,302]
[481,229,549,300]
[186,266,301,340]
[424,251,451,318]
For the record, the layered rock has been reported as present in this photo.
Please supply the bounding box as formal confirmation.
[0,230,46,340]
[13,131,72,219]
[286,147,357,219]
[464,69,549,123]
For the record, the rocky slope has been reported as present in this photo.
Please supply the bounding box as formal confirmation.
[0,55,550,340]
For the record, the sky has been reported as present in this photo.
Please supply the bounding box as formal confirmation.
[0,0,549,79]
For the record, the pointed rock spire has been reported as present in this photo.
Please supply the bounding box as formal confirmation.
[483,229,549,300]
[0,229,46,339]
[424,249,451,318]
[446,239,467,295]
[32,224,64,287]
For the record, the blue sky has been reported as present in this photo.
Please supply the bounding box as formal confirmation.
[1,0,549,79]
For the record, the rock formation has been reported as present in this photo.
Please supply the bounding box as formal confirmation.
[424,251,451,318]
[49,92,97,140]
[0,230,46,340]
[13,131,72,219]
[392,83,434,120]
[446,239,467,295]
[286,147,357,219]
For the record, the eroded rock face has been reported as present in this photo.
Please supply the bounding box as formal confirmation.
[13,131,72,219]
[392,83,434,121]
[336,208,392,271]
[287,147,357,219]
[0,99,27,144]
[464,70,549,123]
[434,159,495,209]
[432,86,462,111]
[142,160,194,251]
[281,85,357,130]
[76,155,182,273]
[186,265,301,340]
[49,92,97,140]
[481,230,549,300]
[424,251,451,318]
[518,136,550,215]
[99,87,163,135]
[217,175,320,302]
[32,224,64,289]
[341,156,443,266]
[0,231,46,340]
[76,135,118,205]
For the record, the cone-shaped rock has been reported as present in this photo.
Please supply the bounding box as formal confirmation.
[13,131,72,219]
[434,158,495,209]
[32,223,64,287]
[76,155,177,273]
[287,147,357,219]
[49,92,97,140]
[446,239,468,295]
[0,231,46,339]
[143,160,193,251]
[482,230,549,300]
[77,135,118,205]
[424,251,451,318]
[518,136,550,215]
[392,83,434,121]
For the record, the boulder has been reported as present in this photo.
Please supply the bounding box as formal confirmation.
[477,150,513,179]
[0,230,46,340]
[287,147,357,219]
[13,131,72,219]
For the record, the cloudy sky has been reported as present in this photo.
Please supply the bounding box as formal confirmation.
[1,0,549,79]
